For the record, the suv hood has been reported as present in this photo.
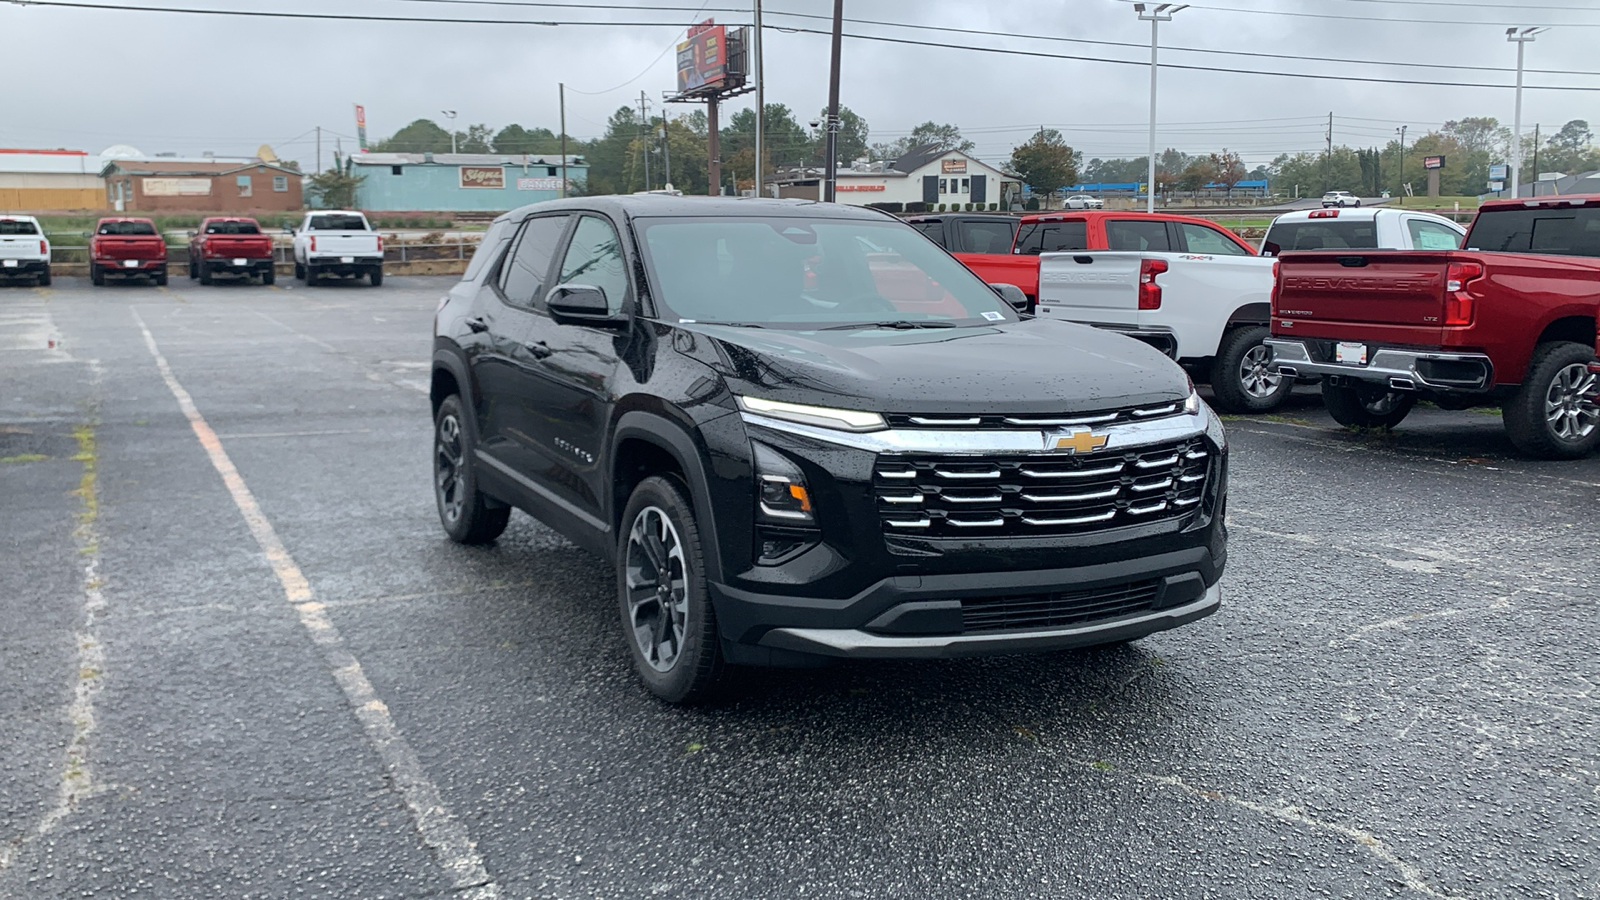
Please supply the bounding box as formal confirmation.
[682,318,1189,416]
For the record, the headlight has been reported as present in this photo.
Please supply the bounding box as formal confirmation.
[752,443,815,525]
[737,396,886,433]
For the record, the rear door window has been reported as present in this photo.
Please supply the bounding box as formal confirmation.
[955,219,1017,254]
[1105,219,1171,252]
[1405,219,1463,250]
[498,215,570,308]
[1177,223,1250,256]
[1261,221,1379,256]
[1014,220,1088,254]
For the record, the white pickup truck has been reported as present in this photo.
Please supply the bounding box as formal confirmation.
[291,210,384,286]
[1258,207,1465,257]
[0,215,51,286]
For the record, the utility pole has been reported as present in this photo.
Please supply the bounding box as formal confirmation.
[1532,122,1540,187]
[316,126,322,173]
[1396,125,1408,204]
[560,83,568,199]
[659,120,672,188]
[708,97,721,196]
[753,0,764,198]
[1135,3,1186,213]
[1325,111,1333,191]
[1507,27,1546,198]
[639,91,652,191]
[823,0,844,202]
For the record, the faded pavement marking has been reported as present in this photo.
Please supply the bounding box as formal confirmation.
[132,309,500,899]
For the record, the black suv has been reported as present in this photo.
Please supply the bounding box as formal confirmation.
[431,196,1228,702]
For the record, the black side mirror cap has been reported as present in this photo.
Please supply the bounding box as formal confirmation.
[547,284,629,327]
[988,283,1029,313]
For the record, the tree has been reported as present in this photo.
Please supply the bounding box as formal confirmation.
[306,168,365,208]
[581,106,642,195]
[455,124,493,154]
[1210,149,1245,197]
[1178,157,1217,199]
[371,119,453,153]
[1007,130,1078,201]
[1442,117,1509,157]
[871,121,975,163]
[493,125,562,155]
[1543,119,1600,175]
[722,104,813,184]
[815,106,869,167]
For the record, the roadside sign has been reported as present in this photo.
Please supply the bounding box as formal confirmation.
[1489,164,1508,180]
[1423,155,1445,170]
[1488,181,1505,191]
[355,104,369,152]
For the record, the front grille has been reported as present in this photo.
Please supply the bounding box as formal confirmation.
[961,580,1161,633]
[874,438,1210,538]
[885,400,1184,431]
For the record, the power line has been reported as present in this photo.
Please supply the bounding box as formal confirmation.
[2,0,728,27]
[1316,0,1600,13]
[1125,0,1600,28]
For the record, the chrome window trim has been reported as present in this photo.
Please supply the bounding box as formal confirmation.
[739,408,1209,454]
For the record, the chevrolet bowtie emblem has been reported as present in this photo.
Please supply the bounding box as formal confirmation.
[1051,430,1110,454]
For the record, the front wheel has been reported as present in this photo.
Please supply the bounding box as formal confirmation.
[1209,326,1293,413]
[433,394,511,544]
[1503,341,1600,459]
[1322,382,1414,429]
[618,476,725,704]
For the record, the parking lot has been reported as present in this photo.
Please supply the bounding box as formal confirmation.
[2,275,1596,898]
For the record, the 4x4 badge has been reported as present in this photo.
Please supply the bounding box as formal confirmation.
[1050,430,1110,454]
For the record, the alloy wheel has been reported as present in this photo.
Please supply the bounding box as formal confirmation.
[1544,363,1599,442]
[435,414,465,525]
[625,506,688,673]
[1238,344,1284,398]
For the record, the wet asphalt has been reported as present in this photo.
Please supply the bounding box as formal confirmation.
[1,276,1595,900]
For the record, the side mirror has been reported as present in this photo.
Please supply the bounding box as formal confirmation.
[989,283,1029,313]
[82,231,93,239]
[546,284,628,327]
[187,230,198,237]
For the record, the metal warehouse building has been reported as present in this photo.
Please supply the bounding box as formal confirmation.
[0,149,106,210]
[350,152,588,212]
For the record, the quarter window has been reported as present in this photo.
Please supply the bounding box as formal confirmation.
[555,216,629,314]
[1105,219,1171,252]
[464,219,515,283]
[499,215,570,307]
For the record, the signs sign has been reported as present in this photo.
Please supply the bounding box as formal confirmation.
[941,159,968,174]
[355,104,368,152]
[836,184,886,192]
[676,22,727,95]
[1423,155,1445,170]
[1489,164,1509,180]
[460,166,506,189]
[516,177,563,191]
[142,177,211,197]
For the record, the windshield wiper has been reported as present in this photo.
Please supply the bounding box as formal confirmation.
[682,320,766,328]
[820,320,960,331]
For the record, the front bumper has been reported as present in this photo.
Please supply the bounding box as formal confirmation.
[1266,338,1493,392]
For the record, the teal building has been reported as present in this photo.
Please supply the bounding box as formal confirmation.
[350,152,587,212]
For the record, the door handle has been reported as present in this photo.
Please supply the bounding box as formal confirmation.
[524,340,552,359]
[466,316,489,333]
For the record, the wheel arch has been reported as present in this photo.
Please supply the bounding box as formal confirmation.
[430,347,475,418]
[1226,303,1271,328]
[1535,315,1596,351]
[611,411,725,583]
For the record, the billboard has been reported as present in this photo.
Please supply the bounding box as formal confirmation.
[677,22,728,95]
[1423,155,1445,170]
[355,104,369,152]
[460,166,506,189]
[1489,164,1509,180]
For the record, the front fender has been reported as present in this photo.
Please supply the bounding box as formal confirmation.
[611,409,738,584]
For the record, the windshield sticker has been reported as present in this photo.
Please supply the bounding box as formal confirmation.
[982,311,1005,322]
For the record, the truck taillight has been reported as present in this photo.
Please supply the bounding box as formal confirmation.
[41,240,48,255]
[1269,260,1281,315]
[1138,258,1167,310]
[310,236,317,253]
[376,235,384,252]
[1444,260,1483,326]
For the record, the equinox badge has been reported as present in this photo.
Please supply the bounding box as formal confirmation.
[1050,430,1110,454]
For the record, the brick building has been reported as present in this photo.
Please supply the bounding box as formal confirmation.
[100,159,304,212]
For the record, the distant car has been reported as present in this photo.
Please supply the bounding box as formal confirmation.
[0,215,50,286]
[188,217,276,285]
[90,218,168,286]
[1321,191,1360,208]
[1064,194,1104,210]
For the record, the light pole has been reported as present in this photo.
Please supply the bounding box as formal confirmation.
[1396,125,1407,203]
[1507,27,1546,198]
[753,0,764,199]
[441,110,458,155]
[1135,3,1186,213]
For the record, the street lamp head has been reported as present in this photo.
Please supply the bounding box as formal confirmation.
[1507,26,1547,41]
[1135,2,1185,21]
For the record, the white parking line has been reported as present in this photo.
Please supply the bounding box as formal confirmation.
[131,309,500,899]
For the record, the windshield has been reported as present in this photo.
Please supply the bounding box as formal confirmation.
[636,216,1018,329]
[1261,220,1378,255]
[0,219,39,235]
[98,221,156,236]
[310,214,368,231]
[205,221,261,235]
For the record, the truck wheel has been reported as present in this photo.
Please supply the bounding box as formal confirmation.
[294,261,305,280]
[198,261,212,285]
[618,475,725,704]
[1209,326,1292,413]
[188,259,198,279]
[38,266,51,287]
[262,268,276,286]
[433,394,511,545]
[305,265,319,286]
[154,270,168,287]
[1503,341,1600,460]
[90,264,105,287]
[1322,382,1414,429]
[369,269,384,287]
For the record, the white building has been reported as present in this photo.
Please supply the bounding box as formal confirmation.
[773,144,1022,210]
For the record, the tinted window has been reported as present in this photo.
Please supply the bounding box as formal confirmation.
[1260,221,1379,256]
[309,214,368,231]
[1466,207,1600,259]
[955,220,1017,254]
[1406,219,1463,251]
[0,220,39,235]
[463,219,514,283]
[910,221,946,245]
[637,216,1016,328]
[1178,223,1250,256]
[499,215,569,307]
[204,221,261,235]
[1014,221,1088,254]
[556,216,629,314]
[1105,219,1171,252]
[98,221,156,235]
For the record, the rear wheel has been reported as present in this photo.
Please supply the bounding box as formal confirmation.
[154,270,168,287]
[1503,341,1600,460]
[90,264,104,287]
[262,267,276,286]
[197,260,212,285]
[37,266,51,287]
[1322,382,1414,429]
[1209,326,1292,413]
[618,476,725,704]
[294,261,305,280]
[305,264,319,286]
[433,394,511,544]
[369,268,383,287]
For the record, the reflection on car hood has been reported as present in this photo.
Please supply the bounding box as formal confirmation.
[678,318,1190,415]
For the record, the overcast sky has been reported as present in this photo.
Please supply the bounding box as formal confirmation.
[3,0,1598,171]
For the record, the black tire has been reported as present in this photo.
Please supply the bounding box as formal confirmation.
[617,475,725,704]
[197,260,212,285]
[1209,325,1293,413]
[90,264,104,287]
[1502,341,1600,460]
[37,267,50,287]
[188,258,198,279]
[154,270,168,287]
[433,394,511,545]
[369,268,384,287]
[305,264,319,286]
[294,261,305,280]
[262,267,276,286]
[1322,382,1415,429]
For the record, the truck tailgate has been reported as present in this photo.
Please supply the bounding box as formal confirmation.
[205,236,273,258]
[1274,252,1449,328]
[311,233,380,256]
[96,236,166,260]
[1035,252,1142,327]
[0,235,41,260]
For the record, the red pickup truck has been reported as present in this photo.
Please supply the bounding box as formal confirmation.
[90,217,168,286]
[934,210,1257,305]
[188,217,276,285]
[1266,195,1600,459]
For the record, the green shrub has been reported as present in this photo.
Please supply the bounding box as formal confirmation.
[905,202,928,214]
[1025,197,1041,211]
[989,203,999,211]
